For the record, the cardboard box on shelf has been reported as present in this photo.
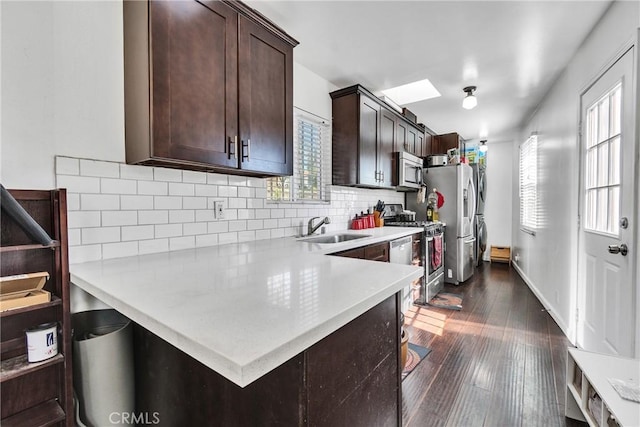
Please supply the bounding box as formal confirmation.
[0,272,51,311]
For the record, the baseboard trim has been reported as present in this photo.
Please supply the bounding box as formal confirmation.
[512,261,575,345]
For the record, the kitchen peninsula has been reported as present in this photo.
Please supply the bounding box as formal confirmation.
[70,227,422,426]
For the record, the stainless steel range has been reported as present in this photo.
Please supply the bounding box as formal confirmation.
[383,205,446,305]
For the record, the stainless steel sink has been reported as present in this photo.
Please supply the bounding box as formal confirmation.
[299,233,371,244]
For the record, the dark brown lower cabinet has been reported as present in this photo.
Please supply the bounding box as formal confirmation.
[134,293,402,426]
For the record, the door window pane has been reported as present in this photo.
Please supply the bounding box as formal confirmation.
[584,82,622,236]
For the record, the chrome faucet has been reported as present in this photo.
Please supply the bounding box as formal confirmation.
[307,216,331,235]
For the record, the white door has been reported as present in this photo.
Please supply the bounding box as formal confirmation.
[577,47,637,357]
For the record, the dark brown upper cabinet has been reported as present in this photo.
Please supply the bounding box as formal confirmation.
[428,132,465,156]
[331,84,424,188]
[124,0,298,177]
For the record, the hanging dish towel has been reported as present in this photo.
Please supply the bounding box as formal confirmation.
[431,234,443,270]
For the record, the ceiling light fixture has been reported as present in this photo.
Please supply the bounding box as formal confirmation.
[479,140,488,153]
[462,86,477,110]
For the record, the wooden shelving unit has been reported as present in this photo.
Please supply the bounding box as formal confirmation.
[566,348,640,427]
[0,189,73,427]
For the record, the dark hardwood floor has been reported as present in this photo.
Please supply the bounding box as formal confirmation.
[402,262,587,427]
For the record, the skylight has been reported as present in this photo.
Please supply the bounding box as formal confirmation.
[380,79,441,105]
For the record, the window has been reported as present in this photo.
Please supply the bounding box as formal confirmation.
[267,108,331,202]
[519,134,538,232]
[584,83,621,235]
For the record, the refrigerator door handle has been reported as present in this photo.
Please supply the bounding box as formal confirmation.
[469,174,477,229]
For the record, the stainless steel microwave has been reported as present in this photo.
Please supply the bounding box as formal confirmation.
[395,151,423,191]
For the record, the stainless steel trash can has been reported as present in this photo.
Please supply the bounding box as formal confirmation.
[72,309,134,426]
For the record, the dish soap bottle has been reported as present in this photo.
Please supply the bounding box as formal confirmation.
[427,188,439,222]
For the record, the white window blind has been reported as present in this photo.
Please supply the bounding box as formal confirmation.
[267,108,331,202]
[519,134,538,232]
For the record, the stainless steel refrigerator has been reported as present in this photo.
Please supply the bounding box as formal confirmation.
[407,163,476,284]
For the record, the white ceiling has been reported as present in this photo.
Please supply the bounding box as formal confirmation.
[246,0,612,144]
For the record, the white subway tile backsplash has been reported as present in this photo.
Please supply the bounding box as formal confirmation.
[255,229,270,241]
[229,220,247,232]
[207,173,228,185]
[247,220,263,230]
[228,198,246,209]
[238,231,255,242]
[122,225,154,241]
[196,234,218,247]
[228,176,248,186]
[56,156,80,175]
[263,219,278,229]
[223,209,238,220]
[169,182,195,196]
[155,223,182,238]
[183,197,207,210]
[237,209,254,220]
[219,232,238,245]
[247,198,264,209]
[169,236,195,251]
[67,193,80,211]
[101,178,137,195]
[69,245,102,264]
[57,175,100,194]
[58,157,405,262]
[278,218,292,228]
[182,170,207,184]
[139,210,169,225]
[139,238,169,255]
[68,211,101,229]
[285,209,297,218]
[121,195,154,210]
[218,186,238,198]
[81,194,120,211]
[169,210,195,223]
[183,222,207,236]
[68,229,81,246]
[255,209,270,219]
[80,159,120,178]
[195,184,218,197]
[102,211,138,227]
[270,228,285,239]
[82,227,120,245]
[120,164,154,181]
[196,210,216,222]
[138,181,168,196]
[154,196,182,210]
[208,222,229,234]
[237,187,253,198]
[154,167,182,182]
[103,241,139,260]
[270,208,284,218]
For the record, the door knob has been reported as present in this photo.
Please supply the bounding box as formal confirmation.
[608,244,628,256]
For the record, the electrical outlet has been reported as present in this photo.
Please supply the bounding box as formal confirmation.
[214,201,224,219]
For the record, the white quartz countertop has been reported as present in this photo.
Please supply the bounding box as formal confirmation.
[70,227,422,387]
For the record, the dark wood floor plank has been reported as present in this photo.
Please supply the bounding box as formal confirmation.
[402,263,587,427]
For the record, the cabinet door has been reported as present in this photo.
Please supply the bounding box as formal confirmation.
[423,133,434,155]
[333,247,366,259]
[364,242,389,262]
[238,16,294,176]
[358,96,380,186]
[416,132,425,157]
[150,0,238,168]
[379,109,396,187]
[407,127,418,155]
[397,122,407,153]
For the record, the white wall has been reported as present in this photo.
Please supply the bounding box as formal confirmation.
[483,140,513,259]
[1,1,125,189]
[512,1,640,341]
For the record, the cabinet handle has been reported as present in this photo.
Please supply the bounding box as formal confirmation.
[228,136,238,160]
[381,171,385,182]
[241,139,250,161]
